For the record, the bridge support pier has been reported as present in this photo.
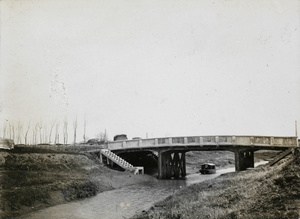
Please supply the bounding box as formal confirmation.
[235,149,254,171]
[158,151,186,179]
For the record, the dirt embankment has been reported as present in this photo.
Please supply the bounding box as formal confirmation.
[133,150,300,219]
[0,147,153,218]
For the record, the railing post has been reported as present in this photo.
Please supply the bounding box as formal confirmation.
[199,137,203,146]
[232,136,236,146]
[216,136,219,146]
[169,138,172,145]
[155,138,158,145]
[184,137,188,144]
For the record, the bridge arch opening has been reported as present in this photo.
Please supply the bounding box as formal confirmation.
[115,151,158,174]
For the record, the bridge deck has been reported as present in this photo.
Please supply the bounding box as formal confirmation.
[106,135,298,151]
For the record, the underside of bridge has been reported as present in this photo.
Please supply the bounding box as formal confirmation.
[156,148,255,179]
[115,151,158,173]
[111,147,288,179]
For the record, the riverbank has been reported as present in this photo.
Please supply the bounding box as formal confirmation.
[0,147,154,218]
[132,150,300,219]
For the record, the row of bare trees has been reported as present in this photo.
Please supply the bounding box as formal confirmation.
[1,116,88,145]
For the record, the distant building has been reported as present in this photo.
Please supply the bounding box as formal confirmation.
[113,134,128,141]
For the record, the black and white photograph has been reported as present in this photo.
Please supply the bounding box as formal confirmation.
[0,0,299,218]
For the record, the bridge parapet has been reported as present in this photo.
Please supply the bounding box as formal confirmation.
[106,135,298,151]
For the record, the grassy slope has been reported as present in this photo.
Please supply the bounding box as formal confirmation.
[133,151,300,219]
[0,150,153,217]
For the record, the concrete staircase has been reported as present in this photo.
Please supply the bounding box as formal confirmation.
[269,148,294,166]
[100,149,144,174]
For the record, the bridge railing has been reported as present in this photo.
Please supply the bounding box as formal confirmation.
[105,135,298,150]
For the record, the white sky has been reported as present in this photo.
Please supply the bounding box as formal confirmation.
[1,0,300,141]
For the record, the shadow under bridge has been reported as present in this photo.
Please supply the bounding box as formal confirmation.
[113,150,158,174]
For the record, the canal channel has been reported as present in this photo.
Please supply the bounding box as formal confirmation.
[23,162,267,219]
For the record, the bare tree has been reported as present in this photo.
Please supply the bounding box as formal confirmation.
[43,126,48,144]
[57,133,60,144]
[38,121,43,144]
[32,123,39,145]
[11,122,15,142]
[23,122,31,145]
[16,121,23,144]
[2,122,7,138]
[55,121,60,144]
[8,122,12,140]
[96,130,108,142]
[83,114,87,143]
[32,124,36,145]
[8,122,12,139]
[49,119,56,144]
[105,129,108,142]
[63,117,68,145]
[32,127,35,145]
[73,116,77,145]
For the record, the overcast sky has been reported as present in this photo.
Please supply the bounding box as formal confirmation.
[1,0,300,141]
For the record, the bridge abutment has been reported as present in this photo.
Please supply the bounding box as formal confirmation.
[235,149,254,171]
[158,151,186,179]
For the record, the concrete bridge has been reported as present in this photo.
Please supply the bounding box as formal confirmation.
[102,135,298,179]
